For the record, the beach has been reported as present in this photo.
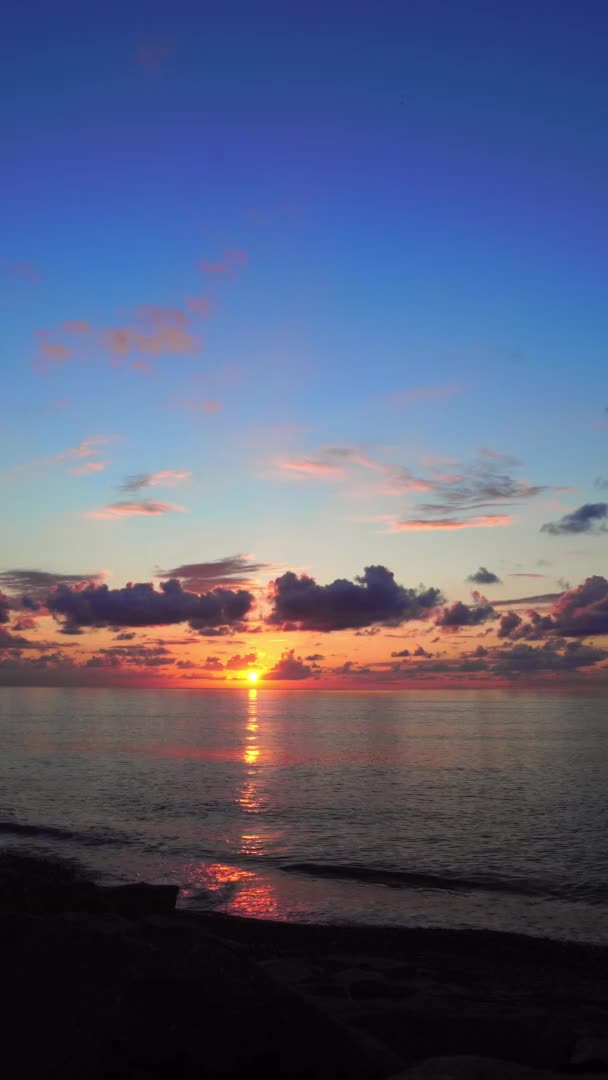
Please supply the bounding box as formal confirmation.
[3,852,608,1079]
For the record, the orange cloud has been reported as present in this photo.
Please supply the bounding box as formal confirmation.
[390,515,513,531]
[199,250,248,275]
[69,462,108,476]
[87,501,185,520]
[277,459,343,477]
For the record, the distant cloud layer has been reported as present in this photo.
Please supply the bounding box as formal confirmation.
[391,515,512,531]
[156,555,271,592]
[467,567,501,585]
[268,565,442,632]
[87,501,184,519]
[541,503,608,535]
[0,569,104,604]
[47,580,253,633]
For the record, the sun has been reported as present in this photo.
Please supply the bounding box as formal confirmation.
[247,670,259,684]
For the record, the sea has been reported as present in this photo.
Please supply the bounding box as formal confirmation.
[1,686,608,944]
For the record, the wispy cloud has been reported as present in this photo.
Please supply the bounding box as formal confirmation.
[48,436,115,465]
[185,294,215,315]
[61,320,91,335]
[389,515,512,531]
[1,259,38,282]
[87,501,185,520]
[198,250,248,275]
[477,447,522,466]
[69,462,107,476]
[277,458,343,477]
[120,470,191,493]
[156,554,273,591]
[101,306,199,362]
[389,384,460,406]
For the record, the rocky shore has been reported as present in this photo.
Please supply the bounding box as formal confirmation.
[2,853,608,1079]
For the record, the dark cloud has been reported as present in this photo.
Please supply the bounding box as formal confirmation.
[435,600,496,629]
[225,652,256,671]
[0,569,102,606]
[467,567,501,585]
[541,503,608,536]
[156,554,271,591]
[419,458,556,516]
[268,565,442,632]
[0,626,32,650]
[0,592,10,624]
[265,650,314,680]
[46,579,253,633]
[551,576,608,636]
[113,631,137,641]
[494,641,606,676]
[305,653,324,661]
[498,611,522,638]
[391,648,410,658]
[492,592,562,607]
[414,645,432,658]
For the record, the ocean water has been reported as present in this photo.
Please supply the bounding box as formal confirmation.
[1,686,608,943]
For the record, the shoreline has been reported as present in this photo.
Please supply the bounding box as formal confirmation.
[3,852,608,1077]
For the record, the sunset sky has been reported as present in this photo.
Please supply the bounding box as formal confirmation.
[2,1,607,688]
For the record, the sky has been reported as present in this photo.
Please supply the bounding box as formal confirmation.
[1,0,607,688]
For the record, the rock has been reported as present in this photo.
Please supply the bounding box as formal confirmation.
[389,1055,568,1078]
[570,1035,608,1071]
[93,883,179,916]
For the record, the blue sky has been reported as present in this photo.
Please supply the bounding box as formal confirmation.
[1,1,607,685]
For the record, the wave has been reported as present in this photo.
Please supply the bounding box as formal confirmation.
[0,821,125,847]
[281,861,549,898]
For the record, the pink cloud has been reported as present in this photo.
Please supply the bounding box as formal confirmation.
[200,400,222,413]
[477,447,521,465]
[37,340,73,366]
[1,259,38,282]
[277,458,343,477]
[131,361,157,376]
[48,436,115,464]
[69,462,108,476]
[198,250,248,275]
[186,294,215,315]
[61,320,91,334]
[101,306,199,362]
[87,501,185,520]
[390,384,460,406]
[390,515,513,531]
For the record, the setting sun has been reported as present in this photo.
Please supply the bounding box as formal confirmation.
[247,671,259,684]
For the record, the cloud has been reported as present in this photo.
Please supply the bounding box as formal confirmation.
[391,648,410,657]
[277,458,343,477]
[87,501,185,519]
[0,569,105,605]
[390,515,512,531]
[1,259,38,282]
[551,576,608,636]
[494,641,606,676]
[225,652,257,671]
[305,653,324,661]
[0,593,10,624]
[390,384,460,406]
[508,573,546,579]
[268,565,442,632]
[185,294,215,315]
[200,400,222,414]
[69,462,107,476]
[46,578,253,633]
[120,470,191,493]
[492,592,562,607]
[37,340,73,367]
[477,447,521,466]
[541,503,608,536]
[61,320,91,334]
[595,477,608,490]
[48,436,115,465]
[265,650,314,680]
[467,567,501,585]
[156,555,271,592]
[435,600,496,629]
[198,250,248,275]
[101,307,199,362]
